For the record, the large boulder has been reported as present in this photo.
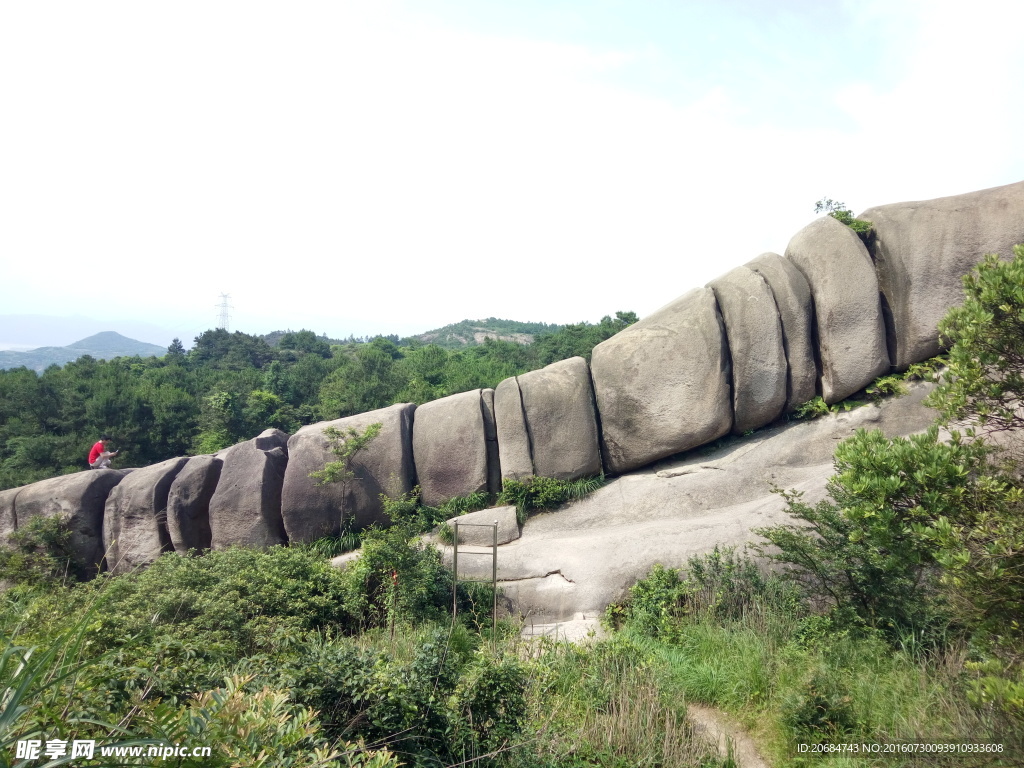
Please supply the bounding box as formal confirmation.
[709,266,787,433]
[103,457,188,574]
[494,377,534,481]
[448,505,520,546]
[0,487,19,543]
[747,252,819,410]
[166,454,222,552]
[518,357,602,480]
[209,429,290,549]
[13,469,126,576]
[281,404,415,543]
[785,216,889,403]
[591,287,733,475]
[413,390,491,506]
[859,180,1024,369]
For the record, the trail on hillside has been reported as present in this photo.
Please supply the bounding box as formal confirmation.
[687,704,771,768]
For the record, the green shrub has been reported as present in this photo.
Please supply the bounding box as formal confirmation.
[497,474,605,522]
[0,514,86,585]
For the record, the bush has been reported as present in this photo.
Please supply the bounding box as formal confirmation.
[0,514,86,585]
[497,474,605,522]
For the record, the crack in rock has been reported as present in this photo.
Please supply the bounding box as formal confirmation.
[498,569,575,584]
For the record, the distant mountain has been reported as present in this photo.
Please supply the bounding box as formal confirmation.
[408,318,564,349]
[0,332,167,372]
[0,314,178,350]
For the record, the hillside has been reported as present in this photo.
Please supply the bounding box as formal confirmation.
[408,317,563,348]
[0,332,166,371]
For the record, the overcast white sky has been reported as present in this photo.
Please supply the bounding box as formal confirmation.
[2,0,1023,348]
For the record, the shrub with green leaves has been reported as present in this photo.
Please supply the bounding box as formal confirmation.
[497,474,605,522]
[0,514,86,585]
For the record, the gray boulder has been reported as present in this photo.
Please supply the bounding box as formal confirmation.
[281,404,415,543]
[785,216,889,402]
[0,487,19,543]
[103,457,189,574]
[709,266,787,433]
[494,377,534,480]
[859,180,1024,369]
[413,390,490,506]
[209,429,290,549]
[591,287,733,474]
[519,357,602,480]
[481,388,501,494]
[13,469,126,576]
[448,505,520,546]
[747,252,819,410]
[166,455,222,552]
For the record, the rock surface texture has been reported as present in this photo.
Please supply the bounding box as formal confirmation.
[785,216,890,402]
[14,469,126,575]
[448,505,520,546]
[709,266,788,433]
[209,429,289,549]
[591,288,732,474]
[103,456,188,575]
[281,404,415,542]
[0,488,18,542]
[518,357,602,480]
[413,391,491,506]
[494,377,534,480]
[746,252,819,410]
[166,455,222,552]
[859,180,1024,369]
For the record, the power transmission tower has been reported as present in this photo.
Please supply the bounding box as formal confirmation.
[215,293,233,332]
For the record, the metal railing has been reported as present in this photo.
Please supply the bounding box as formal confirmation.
[450,520,498,640]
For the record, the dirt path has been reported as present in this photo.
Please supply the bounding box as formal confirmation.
[687,704,771,768]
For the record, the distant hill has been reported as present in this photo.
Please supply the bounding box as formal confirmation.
[0,332,167,372]
[408,318,564,348]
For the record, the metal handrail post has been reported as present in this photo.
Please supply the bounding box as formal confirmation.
[452,520,459,619]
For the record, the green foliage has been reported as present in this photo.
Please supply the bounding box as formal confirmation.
[309,422,382,488]
[0,514,86,585]
[497,474,606,522]
[814,197,873,239]
[928,245,1024,435]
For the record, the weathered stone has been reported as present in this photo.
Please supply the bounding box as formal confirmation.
[519,357,602,480]
[449,505,520,546]
[494,377,534,480]
[281,405,414,543]
[13,469,126,576]
[859,180,1024,369]
[209,429,290,549]
[103,457,188,574]
[166,455,222,552]
[785,216,889,403]
[747,252,819,410]
[413,390,490,506]
[591,288,733,474]
[0,487,21,543]
[709,266,787,433]
[481,388,501,494]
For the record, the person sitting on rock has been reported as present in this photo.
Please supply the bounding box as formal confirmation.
[88,434,120,469]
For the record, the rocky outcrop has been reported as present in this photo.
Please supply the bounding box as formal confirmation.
[103,457,189,574]
[709,267,788,433]
[209,429,289,549]
[166,455,222,552]
[448,505,520,546]
[859,180,1024,369]
[747,252,818,410]
[413,391,492,506]
[494,377,534,480]
[281,405,415,543]
[0,487,18,543]
[518,357,602,481]
[591,288,733,474]
[13,469,126,576]
[785,216,890,403]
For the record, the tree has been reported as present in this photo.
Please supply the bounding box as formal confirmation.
[814,197,872,239]
[309,423,382,530]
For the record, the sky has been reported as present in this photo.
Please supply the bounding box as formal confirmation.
[2,0,1023,349]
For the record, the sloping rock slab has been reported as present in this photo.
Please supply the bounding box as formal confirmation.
[786,216,889,402]
[209,429,289,549]
[281,404,415,543]
[747,252,818,410]
[859,180,1024,369]
[494,377,534,481]
[519,357,602,481]
[166,454,222,552]
[591,287,732,474]
[14,469,127,576]
[709,266,787,433]
[449,505,520,546]
[103,456,188,575]
[413,390,490,506]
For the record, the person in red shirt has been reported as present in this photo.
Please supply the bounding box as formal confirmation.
[88,434,119,469]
